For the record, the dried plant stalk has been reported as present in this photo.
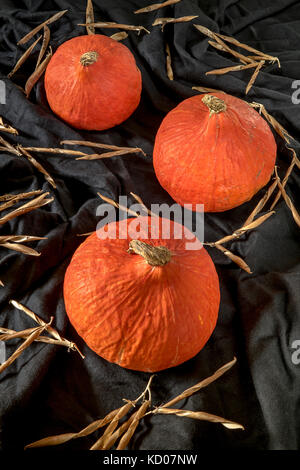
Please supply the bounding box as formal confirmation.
[23,146,107,159]
[162,357,237,409]
[35,26,50,70]
[7,35,42,79]
[206,61,259,76]
[18,146,56,188]
[110,31,128,41]
[0,117,18,135]
[243,179,278,226]
[86,0,95,35]
[245,60,265,94]
[98,192,139,217]
[0,235,45,243]
[130,192,156,217]
[0,135,22,155]
[249,102,292,143]
[215,244,252,273]
[78,22,150,34]
[192,86,225,94]
[274,167,300,228]
[0,326,78,350]
[134,0,182,14]
[0,190,43,210]
[0,242,41,256]
[165,42,174,80]
[153,16,198,30]
[0,192,53,226]
[76,148,144,161]
[10,300,84,358]
[0,324,46,374]
[155,408,244,429]
[25,49,52,98]
[61,140,146,156]
[17,10,68,45]
[270,148,299,210]
[194,25,253,64]
[25,408,121,449]
[116,400,151,450]
[215,32,280,66]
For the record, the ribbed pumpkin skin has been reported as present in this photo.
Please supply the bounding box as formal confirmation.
[153,93,277,212]
[63,217,220,372]
[44,35,142,130]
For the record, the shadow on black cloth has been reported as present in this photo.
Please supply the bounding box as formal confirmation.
[0,0,299,451]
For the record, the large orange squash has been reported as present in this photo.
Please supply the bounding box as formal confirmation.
[44,34,142,130]
[153,93,277,212]
[63,217,220,372]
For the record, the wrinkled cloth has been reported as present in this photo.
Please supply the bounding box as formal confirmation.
[0,0,299,451]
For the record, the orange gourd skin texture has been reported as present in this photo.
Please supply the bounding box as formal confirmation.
[44,34,142,130]
[153,93,277,212]
[63,217,220,372]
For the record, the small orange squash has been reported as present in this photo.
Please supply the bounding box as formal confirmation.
[153,93,277,212]
[44,34,142,130]
[63,217,220,372]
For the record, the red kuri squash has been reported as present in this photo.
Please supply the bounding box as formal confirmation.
[44,34,142,130]
[153,93,277,212]
[63,216,220,372]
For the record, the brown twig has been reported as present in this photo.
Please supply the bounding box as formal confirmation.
[165,42,174,80]
[245,60,265,94]
[0,192,53,226]
[274,167,300,228]
[98,192,139,217]
[153,16,198,31]
[110,31,128,41]
[205,61,259,76]
[0,117,18,135]
[18,146,56,188]
[35,26,50,70]
[25,48,52,98]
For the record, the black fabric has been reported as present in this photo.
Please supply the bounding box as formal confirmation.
[0,0,299,451]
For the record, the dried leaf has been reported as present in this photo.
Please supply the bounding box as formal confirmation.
[274,167,300,228]
[165,42,174,80]
[0,192,53,226]
[245,60,265,94]
[155,408,244,430]
[249,102,292,143]
[117,401,150,450]
[206,61,259,76]
[0,135,22,155]
[0,117,18,135]
[86,0,95,35]
[0,235,45,243]
[215,244,252,273]
[153,16,198,30]
[0,190,43,211]
[7,35,42,79]
[270,148,298,210]
[243,179,278,226]
[134,0,182,14]
[35,26,50,70]
[162,358,237,409]
[17,10,68,45]
[0,324,46,374]
[18,146,56,188]
[25,49,52,98]
[78,22,150,34]
[110,31,128,41]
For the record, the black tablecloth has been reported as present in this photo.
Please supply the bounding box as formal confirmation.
[0,0,299,451]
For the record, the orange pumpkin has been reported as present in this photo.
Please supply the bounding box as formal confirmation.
[153,93,277,212]
[63,217,220,372]
[44,34,142,130]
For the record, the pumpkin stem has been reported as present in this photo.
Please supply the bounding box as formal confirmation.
[202,94,227,116]
[80,51,99,66]
[128,240,171,267]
